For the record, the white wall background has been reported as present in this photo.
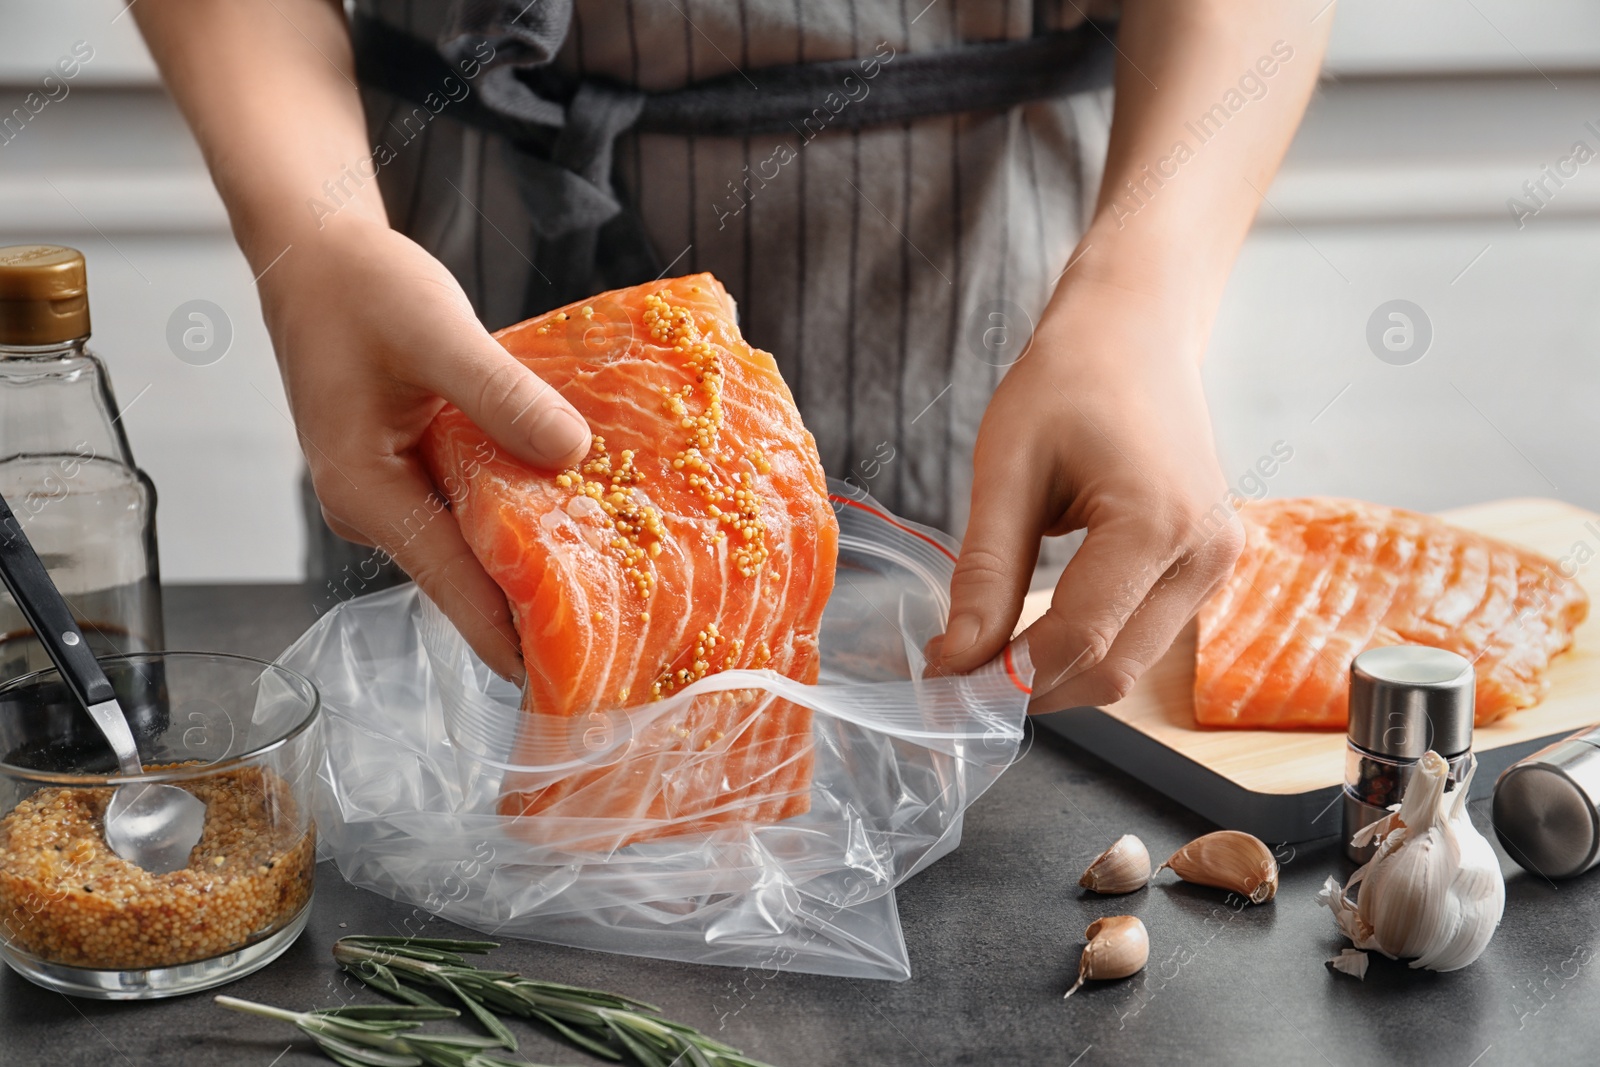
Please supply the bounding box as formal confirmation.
[1,2,297,581]
[1206,69,1600,517]
[2,1,1599,578]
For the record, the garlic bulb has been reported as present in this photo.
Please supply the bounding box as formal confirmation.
[1080,834,1152,894]
[1063,915,1148,999]
[1318,751,1504,973]
[1158,830,1278,904]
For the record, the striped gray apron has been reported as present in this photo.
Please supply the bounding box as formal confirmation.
[306,0,1116,593]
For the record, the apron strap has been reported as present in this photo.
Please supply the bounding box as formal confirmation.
[350,11,1116,311]
[635,30,1116,137]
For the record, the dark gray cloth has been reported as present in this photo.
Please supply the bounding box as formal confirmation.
[349,9,1113,305]
[439,0,573,126]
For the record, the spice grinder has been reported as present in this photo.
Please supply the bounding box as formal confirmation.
[1342,645,1475,863]
[1492,725,1600,880]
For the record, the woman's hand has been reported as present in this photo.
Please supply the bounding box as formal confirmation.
[935,269,1243,712]
[934,0,1331,706]
[261,217,590,681]
[131,0,591,679]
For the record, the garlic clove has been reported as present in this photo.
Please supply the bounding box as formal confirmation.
[1157,830,1279,904]
[1079,834,1152,894]
[1326,948,1369,980]
[1357,820,1452,959]
[1063,915,1148,999]
[1410,822,1503,971]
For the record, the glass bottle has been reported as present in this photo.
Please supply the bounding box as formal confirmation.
[0,245,164,679]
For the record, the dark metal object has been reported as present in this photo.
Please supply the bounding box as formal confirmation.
[1493,725,1600,879]
[1342,645,1476,864]
[1346,645,1476,759]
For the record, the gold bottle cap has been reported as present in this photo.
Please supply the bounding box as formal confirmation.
[0,245,91,345]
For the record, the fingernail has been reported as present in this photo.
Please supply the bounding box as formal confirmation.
[529,406,588,465]
[941,613,982,662]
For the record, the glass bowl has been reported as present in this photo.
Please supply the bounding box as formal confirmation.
[0,651,319,999]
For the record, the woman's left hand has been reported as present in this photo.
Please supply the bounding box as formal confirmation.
[933,267,1244,712]
[930,0,1332,706]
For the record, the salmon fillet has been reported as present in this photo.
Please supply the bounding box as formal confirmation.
[1194,498,1588,730]
[421,275,838,846]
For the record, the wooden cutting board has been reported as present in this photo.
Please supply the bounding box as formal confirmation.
[1031,498,1600,843]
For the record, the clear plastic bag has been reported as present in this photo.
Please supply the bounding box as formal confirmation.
[279,482,1033,980]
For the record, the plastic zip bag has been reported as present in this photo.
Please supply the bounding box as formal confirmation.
[280,482,1033,980]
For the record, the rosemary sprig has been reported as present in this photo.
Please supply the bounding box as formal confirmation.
[332,936,775,1067]
[213,996,560,1067]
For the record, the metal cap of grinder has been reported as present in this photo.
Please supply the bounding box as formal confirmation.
[1493,726,1600,880]
[1347,645,1475,759]
[1343,645,1475,864]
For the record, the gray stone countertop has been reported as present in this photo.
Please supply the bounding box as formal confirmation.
[1,584,1594,1067]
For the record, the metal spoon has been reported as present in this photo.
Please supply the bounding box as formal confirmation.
[0,491,204,873]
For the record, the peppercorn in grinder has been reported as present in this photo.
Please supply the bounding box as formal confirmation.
[1342,646,1476,864]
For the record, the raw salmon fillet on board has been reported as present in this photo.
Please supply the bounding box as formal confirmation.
[1194,498,1587,730]
[421,275,838,847]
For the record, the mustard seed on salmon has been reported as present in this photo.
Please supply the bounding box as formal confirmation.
[0,767,313,970]
[423,275,836,848]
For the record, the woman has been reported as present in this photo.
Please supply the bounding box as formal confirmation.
[134,0,1330,711]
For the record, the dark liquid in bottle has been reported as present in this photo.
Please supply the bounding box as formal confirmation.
[0,583,163,676]
[0,455,167,772]
[0,453,163,669]
[0,625,170,775]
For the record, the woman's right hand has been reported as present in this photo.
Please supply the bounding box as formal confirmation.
[127,2,584,678]
[259,215,590,681]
